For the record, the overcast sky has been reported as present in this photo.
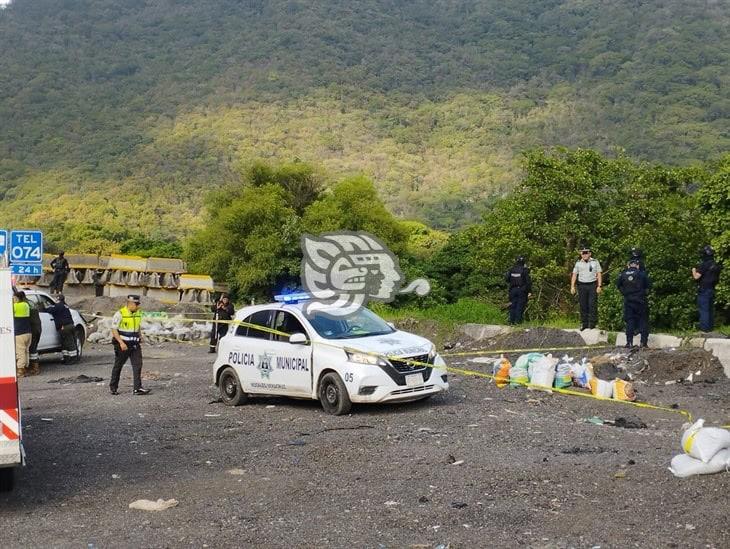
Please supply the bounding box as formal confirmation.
[0,0,12,7]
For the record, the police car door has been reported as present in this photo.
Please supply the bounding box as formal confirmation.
[265,310,313,397]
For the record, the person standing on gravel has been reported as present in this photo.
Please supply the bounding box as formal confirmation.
[570,247,602,330]
[109,295,150,395]
[46,294,79,363]
[616,257,651,348]
[12,291,32,377]
[209,294,235,353]
[505,256,532,324]
[692,245,721,333]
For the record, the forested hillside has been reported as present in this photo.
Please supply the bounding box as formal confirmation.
[0,0,728,250]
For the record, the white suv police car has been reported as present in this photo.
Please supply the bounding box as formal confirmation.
[213,296,448,415]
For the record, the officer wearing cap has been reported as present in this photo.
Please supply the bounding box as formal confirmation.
[50,251,70,294]
[109,295,150,395]
[616,257,651,348]
[630,247,645,272]
[505,256,532,324]
[570,247,603,330]
[692,245,722,332]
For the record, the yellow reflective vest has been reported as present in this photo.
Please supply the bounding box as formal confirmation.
[116,306,142,343]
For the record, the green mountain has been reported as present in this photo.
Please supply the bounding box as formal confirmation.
[0,0,728,250]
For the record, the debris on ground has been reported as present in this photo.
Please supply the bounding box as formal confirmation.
[87,314,212,344]
[612,416,647,429]
[128,498,179,511]
[48,374,104,384]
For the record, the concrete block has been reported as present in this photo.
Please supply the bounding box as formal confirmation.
[647,334,683,349]
[704,339,730,378]
[616,333,627,347]
[460,324,512,341]
[565,328,608,345]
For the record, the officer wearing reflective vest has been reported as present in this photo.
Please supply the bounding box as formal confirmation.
[12,291,32,377]
[616,257,651,348]
[110,295,150,395]
[505,256,532,324]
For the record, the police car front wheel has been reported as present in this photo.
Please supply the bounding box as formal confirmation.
[219,367,248,406]
[318,372,352,416]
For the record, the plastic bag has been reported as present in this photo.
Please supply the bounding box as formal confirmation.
[514,353,545,378]
[589,377,613,399]
[493,356,511,389]
[681,419,730,463]
[612,378,636,401]
[572,358,594,388]
[529,355,558,392]
[554,356,574,389]
[509,364,529,388]
[669,449,730,478]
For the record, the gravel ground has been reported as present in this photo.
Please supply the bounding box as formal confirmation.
[1,342,729,548]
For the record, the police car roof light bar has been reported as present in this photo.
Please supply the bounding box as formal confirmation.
[273,292,312,304]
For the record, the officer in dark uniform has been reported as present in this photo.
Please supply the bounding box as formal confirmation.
[46,294,78,363]
[692,245,721,332]
[630,247,646,271]
[505,256,532,324]
[209,294,235,353]
[50,252,70,294]
[616,257,651,348]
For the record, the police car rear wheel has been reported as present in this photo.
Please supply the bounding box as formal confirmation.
[219,367,247,406]
[318,372,351,415]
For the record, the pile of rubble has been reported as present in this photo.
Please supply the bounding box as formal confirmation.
[88,315,212,344]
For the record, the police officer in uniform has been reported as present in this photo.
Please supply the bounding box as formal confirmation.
[109,295,150,395]
[12,291,32,377]
[209,294,235,353]
[570,247,603,330]
[46,294,78,363]
[616,257,651,348]
[505,256,532,324]
[692,245,721,333]
[50,252,70,294]
[28,297,42,375]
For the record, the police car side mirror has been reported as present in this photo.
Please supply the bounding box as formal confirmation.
[289,333,308,345]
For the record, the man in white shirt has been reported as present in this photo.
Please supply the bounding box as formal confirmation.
[570,247,603,330]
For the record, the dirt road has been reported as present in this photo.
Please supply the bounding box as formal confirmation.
[1,342,728,548]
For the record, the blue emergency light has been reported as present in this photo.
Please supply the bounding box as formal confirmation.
[274,292,312,304]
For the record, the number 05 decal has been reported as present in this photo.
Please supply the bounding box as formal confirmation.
[344,372,354,383]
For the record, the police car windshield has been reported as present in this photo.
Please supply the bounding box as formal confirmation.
[306,308,395,340]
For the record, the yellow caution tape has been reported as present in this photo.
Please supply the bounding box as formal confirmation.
[682,430,697,454]
[445,364,693,422]
[441,344,611,357]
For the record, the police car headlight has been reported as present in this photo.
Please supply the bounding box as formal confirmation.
[428,345,437,362]
[346,350,388,366]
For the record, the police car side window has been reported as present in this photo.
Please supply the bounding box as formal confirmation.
[272,312,306,342]
[237,310,272,340]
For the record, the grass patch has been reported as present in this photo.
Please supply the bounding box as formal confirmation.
[373,298,505,326]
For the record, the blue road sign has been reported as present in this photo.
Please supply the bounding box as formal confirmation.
[11,263,43,276]
[9,230,43,264]
[0,229,7,256]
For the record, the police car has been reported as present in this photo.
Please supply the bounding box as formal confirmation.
[213,295,448,415]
